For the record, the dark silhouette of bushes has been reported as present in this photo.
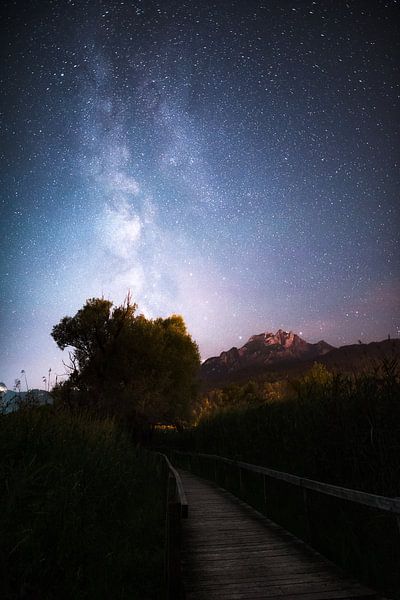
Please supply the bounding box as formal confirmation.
[0,407,165,599]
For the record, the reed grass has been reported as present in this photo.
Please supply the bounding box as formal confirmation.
[0,406,165,599]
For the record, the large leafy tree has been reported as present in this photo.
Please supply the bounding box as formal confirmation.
[51,296,200,428]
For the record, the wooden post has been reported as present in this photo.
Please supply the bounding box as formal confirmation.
[167,501,182,599]
[396,499,400,540]
[164,473,172,592]
[263,474,267,515]
[238,465,242,495]
[214,458,218,483]
[302,486,312,543]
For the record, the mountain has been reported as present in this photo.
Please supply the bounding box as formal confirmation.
[317,339,400,371]
[201,329,334,387]
[200,330,400,389]
[0,389,53,413]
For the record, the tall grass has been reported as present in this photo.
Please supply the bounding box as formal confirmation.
[0,407,165,599]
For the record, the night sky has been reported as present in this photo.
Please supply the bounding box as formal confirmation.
[1,0,399,389]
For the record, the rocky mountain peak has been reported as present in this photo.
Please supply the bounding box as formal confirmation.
[246,329,303,349]
[201,329,335,385]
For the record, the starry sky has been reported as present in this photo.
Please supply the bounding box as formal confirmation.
[1,0,399,389]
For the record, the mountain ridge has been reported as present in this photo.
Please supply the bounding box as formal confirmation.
[200,329,399,389]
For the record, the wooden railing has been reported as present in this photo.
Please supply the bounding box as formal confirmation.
[169,449,400,568]
[157,452,188,600]
[170,449,400,519]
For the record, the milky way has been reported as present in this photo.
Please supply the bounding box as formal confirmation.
[1,1,399,388]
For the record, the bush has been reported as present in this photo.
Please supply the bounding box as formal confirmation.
[0,407,165,599]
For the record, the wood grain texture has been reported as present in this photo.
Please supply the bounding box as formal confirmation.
[179,471,382,600]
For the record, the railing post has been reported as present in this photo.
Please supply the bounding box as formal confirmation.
[164,472,171,596]
[302,484,312,543]
[167,499,182,599]
[396,499,400,539]
[214,457,218,483]
[263,474,267,514]
[238,464,242,494]
[157,453,188,600]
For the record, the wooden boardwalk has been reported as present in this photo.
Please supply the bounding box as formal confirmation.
[179,470,381,600]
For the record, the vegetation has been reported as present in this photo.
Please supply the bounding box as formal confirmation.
[0,406,166,599]
[197,377,294,421]
[52,295,200,433]
[167,360,400,496]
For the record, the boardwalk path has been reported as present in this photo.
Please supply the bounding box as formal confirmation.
[179,470,380,600]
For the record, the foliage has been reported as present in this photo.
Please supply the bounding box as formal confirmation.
[295,361,334,388]
[196,377,295,422]
[52,295,200,428]
[0,407,165,599]
[197,381,262,419]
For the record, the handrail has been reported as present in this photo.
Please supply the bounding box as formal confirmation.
[156,452,188,600]
[172,450,400,515]
[160,452,189,517]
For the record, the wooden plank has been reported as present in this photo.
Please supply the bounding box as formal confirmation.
[184,542,304,554]
[186,590,377,600]
[185,569,350,589]
[183,571,351,588]
[184,580,374,595]
[183,560,327,574]
[183,557,331,573]
[182,548,315,562]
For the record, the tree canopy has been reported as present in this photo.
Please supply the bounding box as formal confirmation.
[52,296,200,428]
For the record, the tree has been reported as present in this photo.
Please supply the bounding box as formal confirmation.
[51,295,200,429]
